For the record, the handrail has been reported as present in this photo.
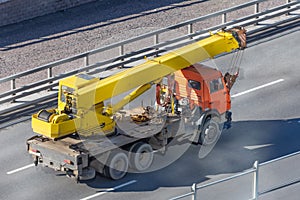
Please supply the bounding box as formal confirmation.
[0,0,298,106]
[169,150,300,200]
[0,0,294,84]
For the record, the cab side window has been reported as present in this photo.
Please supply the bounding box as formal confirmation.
[209,78,224,93]
[188,79,201,90]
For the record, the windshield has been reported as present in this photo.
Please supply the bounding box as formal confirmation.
[209,78,224,93]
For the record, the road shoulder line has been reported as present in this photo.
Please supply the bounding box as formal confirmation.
[6,163,35,175]
[232,79,284,98]
[80,180,137,200]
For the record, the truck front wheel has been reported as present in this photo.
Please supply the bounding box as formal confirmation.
[103,151,129,180]
[129,142,154,172]
[200,119,221,146]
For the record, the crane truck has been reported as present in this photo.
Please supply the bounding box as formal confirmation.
[27,27,246,181]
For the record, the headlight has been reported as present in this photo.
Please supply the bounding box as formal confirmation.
[179,98,189,106]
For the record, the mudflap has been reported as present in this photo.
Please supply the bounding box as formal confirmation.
[75,167,96,182]
[223,111,232,129]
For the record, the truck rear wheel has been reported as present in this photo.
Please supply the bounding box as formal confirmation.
[103,151,129,180]
[129,142,154,171]
[200,119,221,146]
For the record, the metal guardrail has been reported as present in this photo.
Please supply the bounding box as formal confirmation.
[169,150,300,200]
[0,0,299,109]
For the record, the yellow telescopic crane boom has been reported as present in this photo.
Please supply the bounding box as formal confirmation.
[77,27,246,109]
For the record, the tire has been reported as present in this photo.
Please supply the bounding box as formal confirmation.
[129,142,154,171]
[200,119,221,146]
[103,151,129,180]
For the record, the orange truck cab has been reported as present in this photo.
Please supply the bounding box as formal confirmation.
[174,63,230,113]
[170,63,232,131]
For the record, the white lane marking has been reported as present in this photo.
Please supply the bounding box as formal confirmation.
[6,163,35,175]
[232,79,284,98]
[80,180,137,200]
[244,144,274,150]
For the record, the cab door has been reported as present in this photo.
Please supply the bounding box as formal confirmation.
[207,77,228,114]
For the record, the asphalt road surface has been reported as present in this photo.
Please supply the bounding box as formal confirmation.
[0,25,300,200]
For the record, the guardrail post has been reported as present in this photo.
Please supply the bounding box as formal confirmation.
[84,54,90,70]
[191,183,197,200]
[11,79,16,91]
[11,79,16,101]
[222,13,227,24]
[119,45,124,68]
[48,67,53,79]
[254,3,259,14]
[254,3,260,25]
[188,23,193,39]
[252,161,259,200]
[154,34,159,57]
[286,0,291,15]
[48,67,53,91]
